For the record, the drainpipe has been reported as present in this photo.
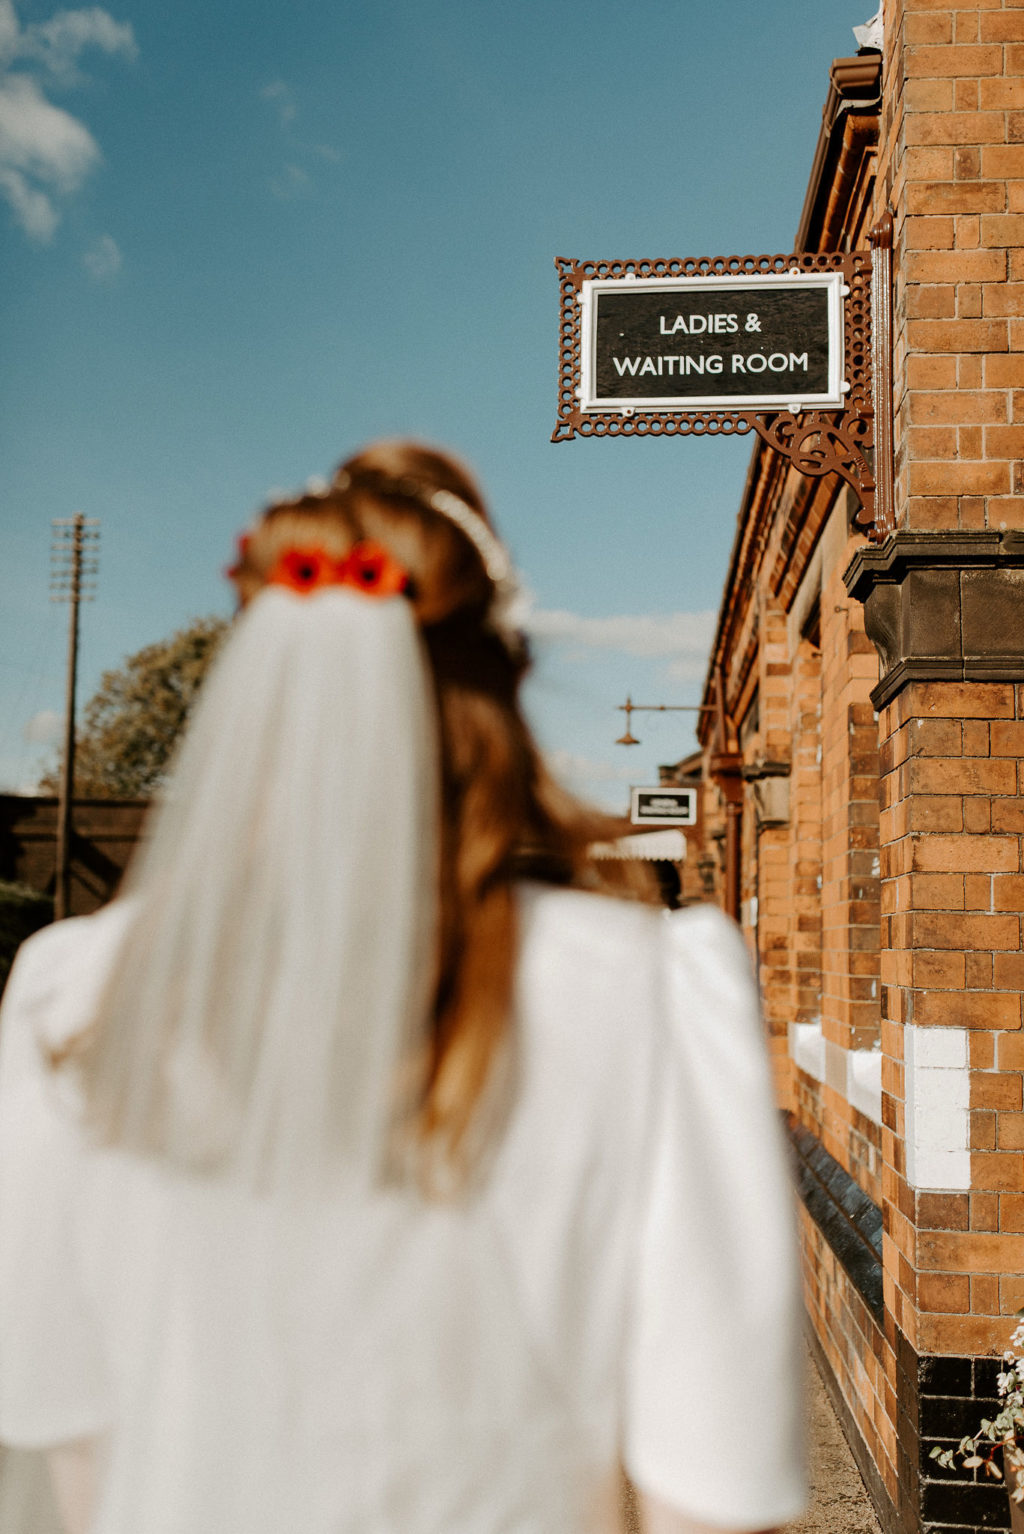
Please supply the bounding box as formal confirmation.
[708,668,744,921]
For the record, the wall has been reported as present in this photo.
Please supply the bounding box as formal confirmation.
[866,4,1024,1528]
[700,10,1024,1530]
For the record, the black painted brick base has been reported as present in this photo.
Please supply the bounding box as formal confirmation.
[898,1331,1011,1533]
[788,1117,884,1322]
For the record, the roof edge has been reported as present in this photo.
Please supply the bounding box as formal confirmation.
[795,53,882,253]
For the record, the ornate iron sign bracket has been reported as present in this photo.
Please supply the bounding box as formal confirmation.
[553,241,892,541]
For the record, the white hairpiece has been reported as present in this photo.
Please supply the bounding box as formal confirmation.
[427,489,525,647]
[426,489,511,587]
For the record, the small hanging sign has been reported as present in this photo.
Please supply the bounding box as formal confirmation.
[630,786,697,827]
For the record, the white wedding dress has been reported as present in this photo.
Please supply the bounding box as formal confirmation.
[0,884,804,1534]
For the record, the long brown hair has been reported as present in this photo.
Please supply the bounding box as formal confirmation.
[228,440,654,1170]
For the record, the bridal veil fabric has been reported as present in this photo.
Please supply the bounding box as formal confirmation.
[75,585,439,1194]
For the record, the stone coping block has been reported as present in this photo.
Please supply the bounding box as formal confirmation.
[844,531,1024,710]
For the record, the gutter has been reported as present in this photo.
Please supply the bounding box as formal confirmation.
[795,53,882,253]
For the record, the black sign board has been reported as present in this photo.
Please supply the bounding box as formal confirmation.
[630,787,697,827]
[581,273,844,413]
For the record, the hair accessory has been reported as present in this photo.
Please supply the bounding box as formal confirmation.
[422,488,524,648]
[426,489,512,587]
[224,532,253,582]
[334,470,524,648]
[264,540,408,598]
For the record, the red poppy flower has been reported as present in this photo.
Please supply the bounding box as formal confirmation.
[262,540,408,598]
[225,532,252,582]
[267,546,345,593]
[344,540,408,597]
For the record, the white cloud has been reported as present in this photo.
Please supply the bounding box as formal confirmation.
[0,2,134,242]
[261,79,296,125]
[547,748,635,787]
[0,161,57,235]
[545,747,636,813]
[0,71,98,183]
[527,605,715,655]
[261,79,342,197]
[83,229,120,277]
[23,708,61,744]
[16,5,136,82]
[269,161,311,200]
[0,72,98,238]
[523,603,715,681]
[0,1,18,61]
[662,652,715,683]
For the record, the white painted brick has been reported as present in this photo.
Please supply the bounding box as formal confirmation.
[915,1104,969,1151]
[917,1067,970,1113]
[904,1024,971,1189]
[908,1146,972,1191]
[789,1021,825,1082]
[909,1026,968,1070]
[847,1048,883,1126]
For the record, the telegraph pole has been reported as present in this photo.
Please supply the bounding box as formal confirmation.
[50,513,99,920]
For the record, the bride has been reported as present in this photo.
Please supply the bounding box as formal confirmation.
[0,440,804,1534]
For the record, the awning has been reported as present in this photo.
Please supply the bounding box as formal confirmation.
[590,828,687,862]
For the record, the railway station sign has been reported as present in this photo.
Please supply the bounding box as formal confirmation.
[582,272,844,413]
[551,246,892,540]
[630,786,697,827]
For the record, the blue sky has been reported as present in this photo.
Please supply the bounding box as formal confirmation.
[1,0,869,807]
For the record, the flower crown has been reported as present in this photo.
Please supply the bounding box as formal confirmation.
[230,471,525,649]
[333,468,524,648]
[268,540,407,598]
[227,534,408,599]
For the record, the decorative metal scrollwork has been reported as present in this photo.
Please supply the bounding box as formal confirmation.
[750,410,875,526]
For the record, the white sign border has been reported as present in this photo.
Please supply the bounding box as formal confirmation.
[580,271,846,413]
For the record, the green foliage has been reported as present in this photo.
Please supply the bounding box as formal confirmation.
[41,616,228,799]
[0,881,53,996]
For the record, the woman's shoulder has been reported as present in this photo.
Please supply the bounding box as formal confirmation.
[516,884,759,1053]
[660,903,766,1065]
[8,898,134,985]
[515,879,662,957]
[2,899,136,1056]
[661,900,754,984]
[517,881,747,965]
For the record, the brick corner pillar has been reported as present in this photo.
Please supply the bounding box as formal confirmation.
[845,538,1024,1534]
[841,2,1024,1524]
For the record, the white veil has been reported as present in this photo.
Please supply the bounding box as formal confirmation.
[79,586,439,1196]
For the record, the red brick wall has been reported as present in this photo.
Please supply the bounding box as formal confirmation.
[820,547,882,1056]
[697,11,1024,1523]
[883,0,1024,536]
[879,680,1024,1361]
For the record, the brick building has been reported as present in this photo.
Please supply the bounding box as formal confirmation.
[696,10,1024,1533]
